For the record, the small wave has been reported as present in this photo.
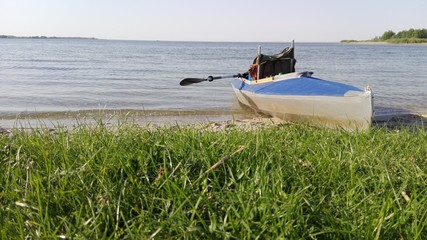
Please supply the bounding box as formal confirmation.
[12,66,81,71]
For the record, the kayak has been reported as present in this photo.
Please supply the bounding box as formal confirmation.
[232,71,373,130]
[180,42,374,130]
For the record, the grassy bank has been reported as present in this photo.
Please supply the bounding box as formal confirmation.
[1,122,427,239]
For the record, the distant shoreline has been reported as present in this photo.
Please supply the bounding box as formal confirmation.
[0,35,97,40]
[341,41,427,45]
[341,39,427,45]
[341,41,389,45]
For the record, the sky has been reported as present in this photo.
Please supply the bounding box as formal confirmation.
[1,0,427,42]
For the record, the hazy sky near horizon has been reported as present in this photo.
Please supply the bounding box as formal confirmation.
[1,0,426,42]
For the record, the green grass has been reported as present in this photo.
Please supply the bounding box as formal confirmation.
[1,121,427,239]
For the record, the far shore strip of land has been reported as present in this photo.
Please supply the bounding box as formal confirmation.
[341,41,427,45]
[340,40,427,45]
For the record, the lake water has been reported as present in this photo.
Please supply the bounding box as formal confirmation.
[1,39,426,126]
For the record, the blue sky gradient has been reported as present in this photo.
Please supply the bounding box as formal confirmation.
[1,0,426,42]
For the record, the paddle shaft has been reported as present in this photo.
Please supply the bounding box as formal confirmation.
[208,75,239,81]
[180,74,240,86]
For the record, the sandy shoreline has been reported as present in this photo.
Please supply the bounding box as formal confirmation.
[0,108,263,131]
[1,109,426,134]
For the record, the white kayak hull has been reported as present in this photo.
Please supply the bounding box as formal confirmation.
[232,74,373,130]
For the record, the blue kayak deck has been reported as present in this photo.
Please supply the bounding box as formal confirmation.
[232,77,363,97]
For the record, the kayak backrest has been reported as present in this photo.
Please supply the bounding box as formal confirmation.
[254,47,296,79]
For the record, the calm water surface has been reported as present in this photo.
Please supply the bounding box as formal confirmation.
[1,39,426,123]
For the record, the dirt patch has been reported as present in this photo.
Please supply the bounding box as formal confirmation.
[200,117,288,132]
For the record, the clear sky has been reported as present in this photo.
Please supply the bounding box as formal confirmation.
[1,0,426,42]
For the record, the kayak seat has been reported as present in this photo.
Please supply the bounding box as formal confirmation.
[254,47,296,79]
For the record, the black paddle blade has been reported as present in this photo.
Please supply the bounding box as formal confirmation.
[179,78,207,86]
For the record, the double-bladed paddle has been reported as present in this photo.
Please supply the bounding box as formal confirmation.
[180,74,240,86]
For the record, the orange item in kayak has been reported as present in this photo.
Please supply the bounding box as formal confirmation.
[249,64,258,80]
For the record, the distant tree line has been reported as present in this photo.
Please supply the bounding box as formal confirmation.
[0,35,97,40]
[341,28,427,44]
[369,28,427,43]
[376,28,427,41]
[0,35,49,39]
